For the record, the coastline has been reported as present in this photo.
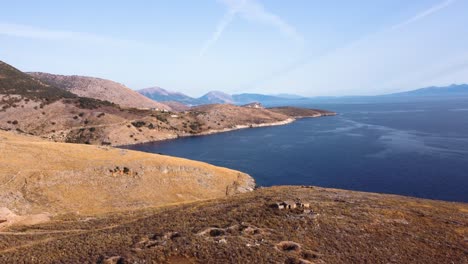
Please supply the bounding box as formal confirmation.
[114,118,296,147]
[116,113,335,147]
[192,117,296,137]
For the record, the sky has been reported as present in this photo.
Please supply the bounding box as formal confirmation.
[1,0,468,97]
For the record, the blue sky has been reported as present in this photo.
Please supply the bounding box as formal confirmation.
[1,0,467,97]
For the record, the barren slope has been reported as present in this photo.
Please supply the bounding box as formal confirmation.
[1,60,335,146]
[0,186,465,263]
[0,130,254,221]
[28,72,170,110]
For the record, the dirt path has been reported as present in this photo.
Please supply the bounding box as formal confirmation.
[0,210,160,254]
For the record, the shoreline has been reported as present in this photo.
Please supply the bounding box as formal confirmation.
[116,113,335,147]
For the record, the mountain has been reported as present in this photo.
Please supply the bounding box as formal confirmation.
[232,93,302,105]
[138,87,197,105]
[0,61,76,101]
[138,86,309,106]
[139,83,468,107]
[198,90,234,104]
[28,72,170,110]
[138,88,238,105]
[301,84,468,104]
[387,84,468,97]
[160,100,191,112]
[274,93,306,99]
[1,60,334,146]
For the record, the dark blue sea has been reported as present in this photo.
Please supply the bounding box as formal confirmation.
[122,98,468,202]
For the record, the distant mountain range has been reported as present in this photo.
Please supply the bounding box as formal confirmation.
[137,84,468,106]
[137,88,307,106]
[138,87,199,105]
[1,59,333,146]
[386,84,468,97]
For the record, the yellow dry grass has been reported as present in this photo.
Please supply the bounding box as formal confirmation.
[0,131,254,218]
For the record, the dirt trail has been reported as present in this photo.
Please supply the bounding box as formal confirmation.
[0,209,163,254]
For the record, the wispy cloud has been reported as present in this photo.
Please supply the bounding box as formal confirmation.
[247,0,458,93]
[391,0,456,30]
[0,22,146,48]
[199,0,246,57]
[200,0,303,56]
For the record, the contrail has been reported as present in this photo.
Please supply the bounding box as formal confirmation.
[199,8,240,57]
[391,0,456,30]
[199,0,247,57]
[199,0,303,57]
[245,0,457,90]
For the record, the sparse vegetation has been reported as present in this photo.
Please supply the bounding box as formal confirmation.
[131,121,146,128]
[0,186,466,263]
[0,60,335,147]
[189,121,202,132]
[0,61,76,102]
[75,97,115,110]
[154,113,168,123]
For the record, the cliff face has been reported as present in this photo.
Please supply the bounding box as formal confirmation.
[0,130,254,220]
[28,72,170,110]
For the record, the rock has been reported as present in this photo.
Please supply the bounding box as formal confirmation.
[103,256,124,264]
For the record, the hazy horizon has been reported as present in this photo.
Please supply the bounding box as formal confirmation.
[2,0,468,97]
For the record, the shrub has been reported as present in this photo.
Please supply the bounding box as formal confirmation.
[131,121,146,128]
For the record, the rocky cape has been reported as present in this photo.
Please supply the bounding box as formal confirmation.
[1,60,335,147]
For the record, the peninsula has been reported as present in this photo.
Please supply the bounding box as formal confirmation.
[1,60,465,263]
[1,61,335,147]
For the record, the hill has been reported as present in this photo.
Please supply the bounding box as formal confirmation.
[0,61,76,103]
[137,83,468,107]
[269,106,336,117]
[137,86,312,106]
[387,84,468,97]
[0,184,465,263]
[160,101,191,112]
[28,72,170,110]
[0,130,254,220]
[1,60,334,146]
[199,91,234,104]
[138,87,198,106]
[232,93,300,105]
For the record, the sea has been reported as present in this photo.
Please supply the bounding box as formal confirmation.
[122,97,468,202]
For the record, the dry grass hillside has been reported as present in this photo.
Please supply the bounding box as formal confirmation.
[269,106,337,118]
[0,186,465,263]
[161,101,191,112]
[28,72,170,110]
[0,130,254,226]
[0,61,76,102]
[1,60,335,147]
